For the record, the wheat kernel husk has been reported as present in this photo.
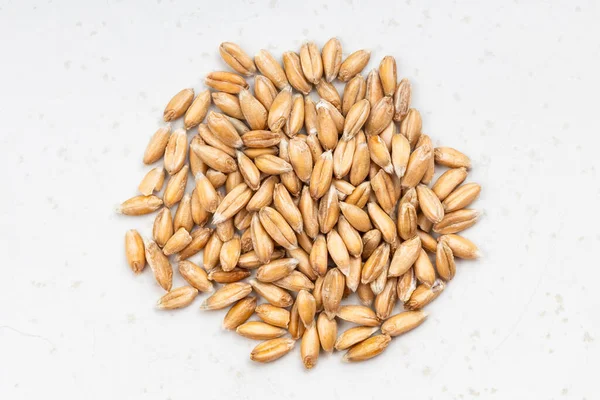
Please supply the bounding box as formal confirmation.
[255,49,288,89]
[398,202,417,240]
[125,229,145,274]
[439,234,480,259]
[202,231,223,271]
[388,236,421,277]
[173,193,193,232]
[433,209,481,234]
[361,242,390,284]
[370,169,396,214]
[212,182,253,224]
[413,248,436,287]
[309,150,333,199]
[337,216,363,258]
[378,55,397,96]
[236,321,288,340]
[162,227,192,256]
[442,183,481,212]
[333,136,356,178]
[397,267,417,303]
[250,212,275,263]
[299,42,323,84]
[250,337,296,363]
[301,323,320,369]
[256,258,299,283]
[381,310,428,336]
[143,125,171,165]
[432,167,468,201]
[197,123,236,157]
[309,234,328,277]
[322,267,345,319]
[208,267,250,283]
[357,282,375,306]
[205,71,248,94]
[145,240,173,291]
[345,181,371,208]
[283,51,312,94]
[247,175,278,211]
[342,73,366,116]
[206,111,243,149]
[435,240,456,281]
[342,333,391,362]
[117,195,163,216]
[337,305,380,326]
[164,88,194,122]
[184,90,211,129]
[404,280,445,310]
[393,78,411,121]
[152,207,173,248]
[367,202,397,244]
[254,154,293,175]
[200,282,252,310]
[434,146,471,169]
[250,279,293,308]
[316,102,339,150]
[190,188,210,227]
[176,227,212,261]
[318,185,340,234]
[335,326,379,351]
[374,277,397,320]
[365,69,384,108]
[139,167,165,196]
[223,296,257,330]
[289,298,306,339]
[361,229,382,260]
[219,42,256,76]
[285,94,305,136]
[255,304,292,329]
[178,260,213,292]
[416,184,445,223]
[157,286,198,310]
[400,108,422,148]
[338,49,370,82]
[273,183,304,233]
[268,85,293,132]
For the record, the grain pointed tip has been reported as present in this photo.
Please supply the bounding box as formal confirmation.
[114,204,123,214]
[211,213,225,225]
[194,171,205,180]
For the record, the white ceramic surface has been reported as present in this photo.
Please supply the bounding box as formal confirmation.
[1,0,599,398]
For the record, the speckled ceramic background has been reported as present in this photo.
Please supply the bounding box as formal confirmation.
[1,0,598,398]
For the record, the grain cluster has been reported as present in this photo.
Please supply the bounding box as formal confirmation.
[119,38,482,368]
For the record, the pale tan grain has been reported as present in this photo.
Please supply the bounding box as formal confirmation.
[255,49,288,89]
[176,227,212,261]
[388,235,421,277]
[125,229,145,274]
[249,279,293,308]
[143,125,171,165]
[283,52,312,94]
[219,42,256,76]
[139,167,165,196]
[378,56,397,96]
[205,71,248,94]
[434,146,471,169]
[164,88,194,122]
[300,42,323,84]
[145,240,173,291]
[223,296,257,330]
